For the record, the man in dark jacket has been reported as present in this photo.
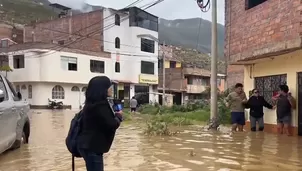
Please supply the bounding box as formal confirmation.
[246,89,273,132]
[273,85,296,136]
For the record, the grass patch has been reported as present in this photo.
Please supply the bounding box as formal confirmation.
[137,100,231,136]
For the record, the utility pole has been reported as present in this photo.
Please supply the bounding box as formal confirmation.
[210,0,218,119]
[162,41,166,106]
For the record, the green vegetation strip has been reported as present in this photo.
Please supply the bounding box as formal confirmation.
[122,99,231,136]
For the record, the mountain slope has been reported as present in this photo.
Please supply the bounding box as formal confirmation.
[159,18,225,58]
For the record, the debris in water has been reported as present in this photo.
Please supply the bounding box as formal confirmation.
[189,150,196,157]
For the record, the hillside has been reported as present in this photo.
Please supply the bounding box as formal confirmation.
[159,18,224,58]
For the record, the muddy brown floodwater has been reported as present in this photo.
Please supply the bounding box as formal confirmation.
[0,110,302,171]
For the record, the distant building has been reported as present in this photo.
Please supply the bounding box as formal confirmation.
[225,0,302,135]
[6,5,159,108]
[158,45,226,105]
[5,43,111,109]
[0,23,23,46]
[103,7,159,104]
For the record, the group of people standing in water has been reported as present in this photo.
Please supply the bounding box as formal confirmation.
[68,76,296,171]
[225,83,296,135]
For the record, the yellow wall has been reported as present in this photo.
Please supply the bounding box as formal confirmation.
[244,49,302,127]
[164,60,170,68]
[164,60,181,68]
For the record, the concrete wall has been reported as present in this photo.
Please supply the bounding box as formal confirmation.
[14,82,86,109]
[7,50,112,84]
[244,49,302,127]
[102,9,159,84]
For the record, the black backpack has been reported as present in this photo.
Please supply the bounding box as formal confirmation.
[65,111,83,171]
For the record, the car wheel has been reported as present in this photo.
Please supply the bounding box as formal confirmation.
[21,131,27,145]
[11,128,29,150]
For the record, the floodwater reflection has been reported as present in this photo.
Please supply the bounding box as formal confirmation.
[0,110,302,170]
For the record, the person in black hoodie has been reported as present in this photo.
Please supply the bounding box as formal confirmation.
[246,89,273,132]
[77,76,123,171]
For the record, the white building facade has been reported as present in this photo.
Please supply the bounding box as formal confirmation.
[5,47,112,109]
[102,7,159,104]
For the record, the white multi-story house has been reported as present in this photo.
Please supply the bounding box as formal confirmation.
[2,6,159,108]
[103,7,159,104]
[4,43,112,109]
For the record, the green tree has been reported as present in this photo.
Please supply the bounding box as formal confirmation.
[0,65,13,77]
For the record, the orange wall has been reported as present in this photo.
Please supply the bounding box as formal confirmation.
[218,78,225,92]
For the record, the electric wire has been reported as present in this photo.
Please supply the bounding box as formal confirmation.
[22,0,145,57]
[22,0,165,59]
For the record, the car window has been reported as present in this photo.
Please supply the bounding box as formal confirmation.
[5,77,20,101]
[0,76,8,101]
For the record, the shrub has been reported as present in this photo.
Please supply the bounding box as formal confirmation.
[137,104,159,115]
[144,119,171,136]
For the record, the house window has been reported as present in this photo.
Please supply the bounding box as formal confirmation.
[201,78,210,86]
[28,85,32,99]
[21,85,26,90]
[1,39,8,48]
[52,85,65,99]
[61,56,77,71]
[186,76,193,85]
[170,61,176,68]
[16,85,20,92]
[82,87,87,92]
[158,59,163,69]
[115,62,120,73]
[58,40,65,45]
[141,38,155,53]
[245,0,267,10]
[115,37,120,49]
[115,14,120,26]
[71,86,80,91]
[13,55,25,69]
[255,74,287,104]
[129,7,158,32]
[217,79,221,87]
[90,60,105,73]
[141,61,154,74]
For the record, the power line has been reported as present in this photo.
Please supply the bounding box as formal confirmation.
[47,0,144,43]
[26,0,145,56]
[24,0,164,59]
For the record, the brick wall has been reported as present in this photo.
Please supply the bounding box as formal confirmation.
[158,68,187,91]
[24,10,104,52]
[0,24,12,39]
[225,0,302,87]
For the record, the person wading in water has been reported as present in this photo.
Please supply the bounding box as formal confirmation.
[225,83,247,132]
[77,76,123,171]
[246,89,274,132]
[272,85,296,136]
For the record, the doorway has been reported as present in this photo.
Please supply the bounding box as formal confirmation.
[173,92,182,105]
[134,85,149,105]
[297,72,302,136]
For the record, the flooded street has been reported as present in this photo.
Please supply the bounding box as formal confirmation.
[0,110,302,171]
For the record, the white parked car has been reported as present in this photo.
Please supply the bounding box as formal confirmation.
[0,75,30,154]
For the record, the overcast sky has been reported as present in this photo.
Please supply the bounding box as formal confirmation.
[49,0,225,24]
